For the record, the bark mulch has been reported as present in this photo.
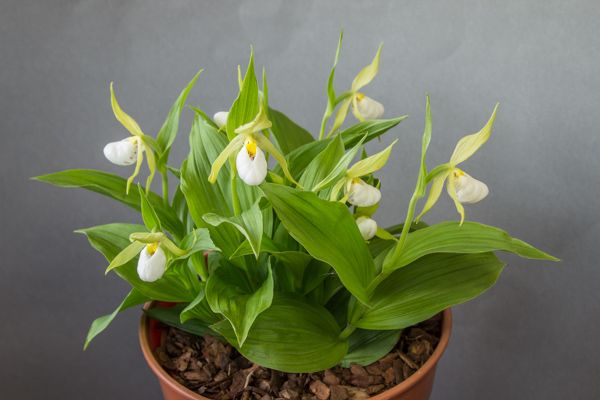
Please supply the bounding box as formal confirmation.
[154,313,442,400]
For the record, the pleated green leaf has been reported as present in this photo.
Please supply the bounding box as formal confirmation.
[340,329,401,367]
[269,108,314,154]
[211,296,348,373]
[33,169,184,239]
[84,288,148,349]
[354,253,505,330]
[205,263,274,347]
[261,184,375,304]
[383,221,558,274]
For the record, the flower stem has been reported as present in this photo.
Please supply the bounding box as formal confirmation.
[229,159,241,216]
[161,171,169,207]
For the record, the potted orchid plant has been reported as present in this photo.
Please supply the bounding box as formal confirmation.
[35,34,557,400]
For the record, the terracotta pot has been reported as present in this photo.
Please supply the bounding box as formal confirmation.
[139,303,452,400]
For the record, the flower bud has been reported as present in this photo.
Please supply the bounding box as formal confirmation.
[356,216,377,240]
[355,93,384,120]
[453,171,489,204]
[347,179,381,207]
[236,139,268,186]
[137,243,167,282]
[103,138,138,166]
[213,111,229,129]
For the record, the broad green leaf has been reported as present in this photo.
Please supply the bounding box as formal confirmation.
[339,116,407,148]
[105,240,145,274]
[340,329,401,367]
[268,108,314,154]
[203,198,263,258]
[347,139,398,179]
[176,228,218,259]
[261,184,376,304]
[383,221,557,274]
[156,70,202,165]
[211,296,347,373]
[299,135,344,190]
[227,50,259,140]
[138,185,161,231]
[354,253,504,330]
[145,304,218,337]
[449,104,499,165]
[313,137,365,192]
[76,223,197,302]
[205,263,274,347]
[180,284,221,324]
[34,169,184,239]
[351,44,383,92]
[207,134,245,183]
[181,117,242,257]
[84,288,148,349]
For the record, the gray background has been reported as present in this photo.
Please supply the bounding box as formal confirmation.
[1,0,599,399]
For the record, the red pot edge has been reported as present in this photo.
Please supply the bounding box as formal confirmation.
[139,302,452,400]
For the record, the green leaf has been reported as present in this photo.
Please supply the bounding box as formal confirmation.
[339,117,407,148]
[203,198,263,258]
[354,253,505,330]
[261,184,376,304]
[383,221,558,274]
[299,135,345,190]
[84,288,148,349]
[145,304,218,337]
[312,136,366,192]
[175,228,219,260]
[138,185,162,231]
[211,296,347,373]
[226,50,259,140]
[180,284,221,324]
[340,329,401,367]
[156,70,202,166]
[181,117,242,257]
[34,169,184,239]
[205,263,274,347]
[268,108,314,154]
[76,223,197,302]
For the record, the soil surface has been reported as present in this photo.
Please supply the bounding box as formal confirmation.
[154,313,442,400]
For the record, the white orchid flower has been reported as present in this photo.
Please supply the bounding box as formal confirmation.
[354,93,384,120]
[329,44,384,135]
[417,104,499,224]
[103,137,139,166]
[328,139,397,209]
[105,83,157,194]
[347,178,381,207]
[208,103,300,187]
[213,111,229,129]
[137,242,167,282]
[236,138,268,186]
[355,216,377,240]
[452,170,489,204]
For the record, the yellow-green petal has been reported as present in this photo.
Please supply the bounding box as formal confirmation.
[208,134,245,183]
[449,104,499,166]
[110,82,144,138]
[351,44,383,92]
[126,139,144,194]
[416,170,450,222]
[347,139,398,179]
[254,134,301,188]
[446,174,466,225]
[328,96,353,136]
[144,140,157,193]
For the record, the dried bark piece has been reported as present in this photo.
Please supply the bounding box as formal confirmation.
[323,370,340,386]
[329,385,348,400]
[309,380,330,400]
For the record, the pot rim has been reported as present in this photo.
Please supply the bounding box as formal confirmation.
[139,302,452,399]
